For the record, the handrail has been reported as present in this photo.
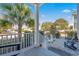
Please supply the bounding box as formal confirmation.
[0,32,35,55]
[0,43,20,50]
[0,32,51,55]
[0,43,20,48]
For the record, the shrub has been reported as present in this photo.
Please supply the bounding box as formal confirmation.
[67,31,75,39]
[55,31,60,38]
[67,31,78,41]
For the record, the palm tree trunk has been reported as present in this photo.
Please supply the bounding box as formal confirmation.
[18,21,22,42]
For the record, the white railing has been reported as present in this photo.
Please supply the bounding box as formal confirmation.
[39,33,49,48]
[39,34,57,48]
[0,32,52,56]
[0,33,35,55]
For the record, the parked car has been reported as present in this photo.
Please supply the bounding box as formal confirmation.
[64,40,77,50]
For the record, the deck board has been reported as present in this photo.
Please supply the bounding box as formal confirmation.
[18,47,59,56]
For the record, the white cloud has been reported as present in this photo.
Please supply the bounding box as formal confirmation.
[73,9,77,11]
[62,9,71,13]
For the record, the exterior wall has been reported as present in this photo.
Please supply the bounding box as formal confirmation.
[72,11,77,31]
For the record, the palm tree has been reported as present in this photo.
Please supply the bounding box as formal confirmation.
[26,18,35,31]
[1,3,31,42]
[0,19,12,33]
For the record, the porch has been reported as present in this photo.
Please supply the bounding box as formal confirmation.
[0,3,79,56]
[0,32,59,56]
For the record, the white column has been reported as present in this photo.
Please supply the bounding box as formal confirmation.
[77,4,79,41]
[34,3,39,46]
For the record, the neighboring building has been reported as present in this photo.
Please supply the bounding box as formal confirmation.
[22,24,33,32]
[72,11,77,31]
[9,24,33,33]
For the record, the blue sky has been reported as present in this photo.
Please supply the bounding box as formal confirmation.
[29,3,77,25]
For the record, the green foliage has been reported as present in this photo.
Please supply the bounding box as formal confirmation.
[26,18,34,31]
[55,31,60,38]
[54,18,69,30]
[67,31,78,42]
[0,3,32,42]
[1,3,31,34]
[0,19,12,26]
[67,31,75,39]
[1,4,31,24]
[0,19,12,33]
[49,24,57,35]
[69,25,73,30]
[41,22,53,31]
[41,22,57,35]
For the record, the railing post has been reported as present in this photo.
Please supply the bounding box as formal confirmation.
[41,35,47,48]
[24,33,27,47]
[17,44,20,50]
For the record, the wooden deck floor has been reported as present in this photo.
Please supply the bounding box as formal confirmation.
[18,47,59,56]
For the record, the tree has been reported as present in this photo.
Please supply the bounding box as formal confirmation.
[1,3,31,42]
[49,24,57,35]
[69,25,73,31]
[41,22,53,31]
[0,19,12,33]
[41,22,57,35]
[26,18,35,31]
[54,18,69,30]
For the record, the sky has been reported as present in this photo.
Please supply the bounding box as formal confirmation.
[29,3,77,26]
[0,3,77,26]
